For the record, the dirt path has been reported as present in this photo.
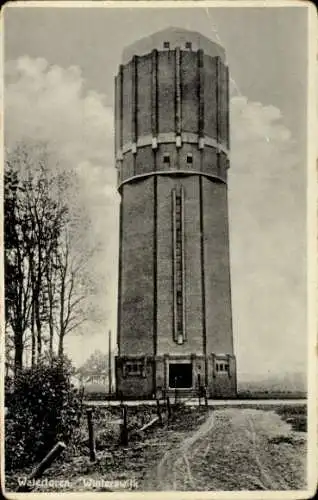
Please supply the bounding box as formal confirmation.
[142,408,307,491]
[6,407,306,493]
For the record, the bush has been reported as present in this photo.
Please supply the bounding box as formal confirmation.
[5,355,82,472]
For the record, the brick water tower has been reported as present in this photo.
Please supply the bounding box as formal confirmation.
[115,27,237,399]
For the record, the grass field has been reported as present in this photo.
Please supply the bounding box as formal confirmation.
[5,403,307,493]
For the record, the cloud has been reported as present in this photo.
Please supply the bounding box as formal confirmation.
[4,57,306,374]
[5,56,114,169]
[229,97,306,376]
[5,57,120,358]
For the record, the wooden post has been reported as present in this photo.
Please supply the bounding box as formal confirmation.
[156,399,163,426]
[138,416,159,432]
[197,374,201,406]
[86,408,96,462]
[120,404,128,446]
[166,396,171,420]
[16,442,66,492]
[77,385,85,425]
[204,386,208,407]
[108,330,112,398]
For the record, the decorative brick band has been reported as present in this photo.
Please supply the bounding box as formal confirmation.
[118,170,227,190]
[117,133,230,159]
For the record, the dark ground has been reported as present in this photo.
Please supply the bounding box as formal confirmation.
[5,403,307,493]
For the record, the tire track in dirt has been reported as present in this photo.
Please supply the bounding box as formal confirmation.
[144,408,306,491]
[156,412,215,490]
[244,413,288,490]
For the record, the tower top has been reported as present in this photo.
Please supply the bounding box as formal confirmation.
[122,26,226,64]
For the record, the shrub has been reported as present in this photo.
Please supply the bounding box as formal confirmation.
[5,354,82,472]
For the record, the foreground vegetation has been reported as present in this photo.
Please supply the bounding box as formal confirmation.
[5,395,307,492]
[5,355,82,473]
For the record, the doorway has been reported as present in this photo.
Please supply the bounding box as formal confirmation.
[169,363,193,389]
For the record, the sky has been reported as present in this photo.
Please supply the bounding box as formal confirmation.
[3,3,310,380]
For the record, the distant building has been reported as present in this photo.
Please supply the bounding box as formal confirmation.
[115,27,237,399]
[78,371,109,394]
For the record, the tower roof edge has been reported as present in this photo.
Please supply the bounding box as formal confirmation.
[121,26,226,64]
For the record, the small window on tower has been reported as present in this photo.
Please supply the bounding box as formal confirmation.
[163,41,170,49]
[187,153,193,164]
[185,41,192,50]
[125,361,143,377]
[163,153,170,164]
[215,360,229,373]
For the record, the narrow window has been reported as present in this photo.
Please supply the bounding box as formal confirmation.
[163,153,170,164]
[163,41,170,49]
[187,153,193,164]
[172,187,185,344]
[185,41,192,50]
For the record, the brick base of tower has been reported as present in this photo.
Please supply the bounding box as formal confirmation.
[115,355,237,399]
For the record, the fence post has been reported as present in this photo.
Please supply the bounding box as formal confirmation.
[197,374,201,406]
[86,408,96,462]
[77,385,85,425]
[16,442,66,492]
[166,396,171,420]
[120,404,128,446]
[156,399,163,426]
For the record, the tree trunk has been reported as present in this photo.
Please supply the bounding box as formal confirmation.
[31,302,36,366]
[36,309,42,359]
[49,328,54,359]
[58,269,65,361]
[14,330,23,377]
[30,255,36,366]
[35,239,42,360]
[48,277,54,360]
[58,333,64,359]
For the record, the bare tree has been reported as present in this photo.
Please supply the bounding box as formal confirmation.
[5,142,68,372]
[5,140,102,373]
[55,228,96,358]
[5,148,33,374]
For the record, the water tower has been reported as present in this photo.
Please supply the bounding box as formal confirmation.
[114,27,237,399]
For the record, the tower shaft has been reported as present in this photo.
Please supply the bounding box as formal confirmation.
[115,28,237,399]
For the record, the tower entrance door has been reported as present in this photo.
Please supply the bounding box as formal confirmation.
[169,363,193,389]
